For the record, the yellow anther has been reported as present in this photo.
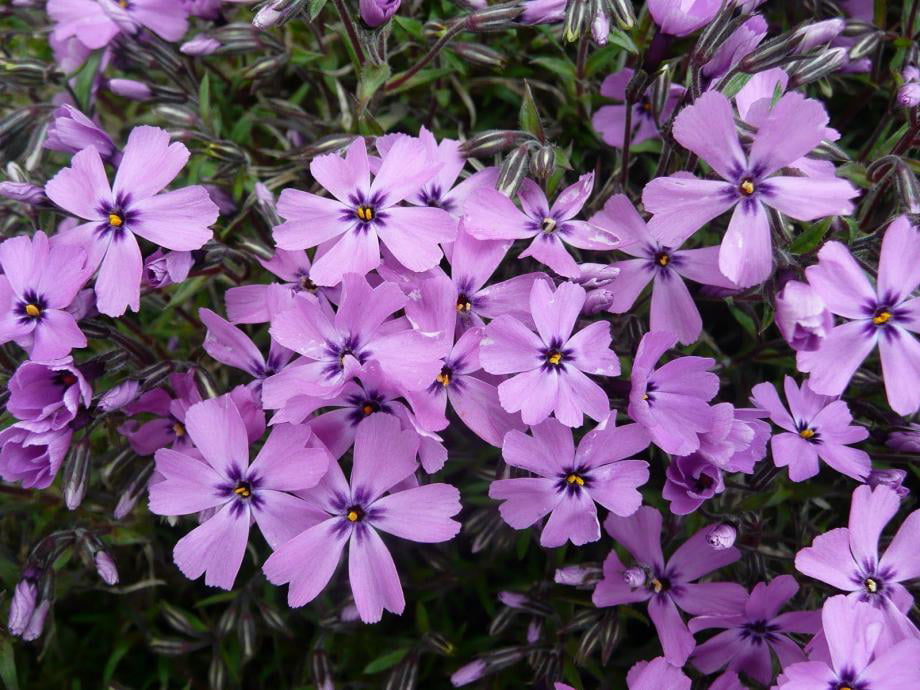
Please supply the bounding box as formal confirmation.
[739,180,755,196]
[108,213,123,227]
[172,422,185,437]
[356,205,374,222]
[456,299,472,312]
[347,510,359,522]
[651,578,663,593]
[566,474,585,486]
[547,352,562,366]
[642,393,649,401]
[799,428,815,440]
[436,372,451,386]
[118,0,128,6]
[865,578,878,593]
[656,253,670,267]
[873,311,892,325]
[233,485,251,497]
[24,303,40,317]
[361,404,374,416]
[541,217,557,233]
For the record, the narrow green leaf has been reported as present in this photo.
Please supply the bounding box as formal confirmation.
[308,0,328,19]
[790,218,831,254]
[720,72,753,98]
[608,29,638,54]
[357,63,392,114]
[71,50,103,113]
[198,72,211,127]
[0,639,18,690]
[518,80,545,142]
[362,648,409,674]
[728,304,756,337]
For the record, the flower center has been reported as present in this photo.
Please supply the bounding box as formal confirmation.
[108,213,124,227]
[650,577,669,593]
[565,473,585,486]
[361,401,379,416]
[355,205,375,222]
[298,275,317,292]
[24,303,41,318]
[456,295,472,312]
[873,309,892,326]
[346,506,364,522]
[739,179,755,196]
[864,577,879,593]
[655,251,670,267]
[118,0,128,7]
[233,481,252,498]
[436,367,451,386]
[799,428,815,440]
[547,351,563,366]
[172,422,186,437]
[541,217,557,233]
[56,372,78,386]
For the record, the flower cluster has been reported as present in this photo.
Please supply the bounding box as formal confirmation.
[1,0,919,687]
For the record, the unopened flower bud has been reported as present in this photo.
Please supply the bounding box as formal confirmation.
[20,601,49,641]
[451,42,506,69]
[253,5,282,29]
[496,144,530,197]
[605,0,634,30]
[563,0,589,42]
[775,280,833,351]
[107,78,153,101]
[848,31,881,62]
[899,82,920,108]
[461,129,531,157]
[554,564,601,586]
[793,18,845,54]
[498,591,528,608]
[467,4,524,31]
[94,551,119,585]
[739,32,805,73]
[526,620,542,643]
[623,567,645,588]
[866,469,909,498]
[583,288,615,315]
[450,660,486,687]
[0,181,45,204]
[706,523,737,550]
[8,576,38,636]
[530,144,555,180]
[63,443,90,511]
[360,0,400,27]
[787,47,848,88]
[592,8,610,45]
[896,164,920,213]
[181,36,221,56]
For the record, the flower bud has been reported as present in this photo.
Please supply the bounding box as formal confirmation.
[553,564,601,586]
[8,576,38,636]
[583,288,615,315]
[899,82,920,108]
[496,144,530,197]
[866,469,909,498]
[451,42,506,69]
[591,7,610,45]
[793,18,845,54]
[461,129,531,157]
[360,0,400,27]
[529,144,556,180]
[775,280,833,351]
[63,442,90,510]
[181,36,221,56]
[739,32,805,73]
[20,601,49,641]
[896,163,920,214]
[253,5,282,29]
[467,4,524,31]
[623,567,645,588]
[787,47,848,88]
[94,551,119,585]
[848,31,881,62]
[706,523,737,550]
[526,619,542,643]
[451,660,486,687]
[0,181,45,204]
[605,0,634,30]
[107,78,153,101]
[498,591,528,608]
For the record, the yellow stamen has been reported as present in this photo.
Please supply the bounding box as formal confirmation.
[656,253,670,267]
[799,428,815,440]
[347,510,359,522]
[566,474,585,486]
[873,311,891,325]
[651,578,663,593]
[108,213,123,227]
[541,217,557,233]
[642,393,649,401]
[547,352,562,366]
[436,372,450,386]
[356,205,374,222]
[172,422,185,437]
[865,578,878,593]
[233,485,251,497]
[361,404,374,416]
[24,303,40,317]
[739,179,755,196]
[456,299,472,312]
[118,0,127,6]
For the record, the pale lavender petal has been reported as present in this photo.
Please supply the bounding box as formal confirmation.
[608,259,654,312]
[149,448,225,514]
[651,271,702,345]
[719,201,772,288]
[200,308,265,375]
[540,489,600,547]
[555,367,610,426]
[308,229,381,287]
[671,246,739,289]
[498,368,559,425]
[861,639,920,689]
[589,193,653,255]
[351,415,419,502]
[848,484,899,574]
[804,240,876,318]
[113,126,188,201]
[586,459,649,516]
[879,327,920,415]
[667,528,740,582]
[370,135,439,206]
[463,188,533,241]
[518,235,581,278]
[672,91,746,180]
[372,484,462,542]
[253,490,329,549]
[796,321,876,397]
[44,145,110,220]
[489,477,561,528]
[376,206,455,272]
[771,433,820,481]
[750,382,796,431]
[565,321,620,375]
[273,190,350,250]
[480,315,544,374]
[531,280,584,344]
[648,595,696,666]
[749,93,829,176]
[95,232,142,317]
[129,186,217,250]
[348,527,405,623]
[448,375,525,447]
[262,518,348,607]
[644,176,736,247]
[250,423,329,491]
[603,505,664,569]
[817,442,871,481]
[762,176,858,221]
[309,137,369,204]
[502,419,574,475]
[794,528,858,591]
[184,396,250,477]
[173,502,249,590]
[878,216,920,304]
[30,310,86,361]
[880,509,920,582]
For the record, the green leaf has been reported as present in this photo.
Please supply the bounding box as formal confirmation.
[608,29,638,54]
[720,72,753,98]
[0,639,18,690]
[71,50,103,112]
[102,639,132,686]
[198,72,211,127]
[518,81,545,142]
[386,67,453,94]
[790,218,831,254]
[728,304,756,337]
[308,0,328,20]
[393,16,424,39]
[362,648,409,674]
[531,56,577,81]
[357,63,391,115]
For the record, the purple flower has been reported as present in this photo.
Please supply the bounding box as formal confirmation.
[663,453,724,515]
[751,376,870,482]
[797,217,920,415]
[200,308,292,384]
[149,395,330,589]
[591,194,737,345]
[689,575,819,685]
[775,280,834,352]
[643,91,858,287]
[592,69,685,149]
[0,231,88,360]
[866,469,909,498]
[94,551,119,585]
[647,0,720,36]
[143,249,193,288]
[593,506,744,665]
[463,173,619,279]
[44,104,118,161]
[627,331,719,455]
[45,126,219,316]
[696,404,770,474]
[265,273,446,399]
[795,484,920,643]
[6,358,91,432]
[0,426,73,489]
[450,660,487,687]
[777,595,920,690]
[7,572,39,637]
[489,417,650,547]
[706,524,736,550]
[262,415,461,622]
[480,280,620,427]
[273,136,457,286]
[118,371,202,456]
[626,657,691,690]
[359,0,400,27]
[47,0,189,51]
[0,182,46,204]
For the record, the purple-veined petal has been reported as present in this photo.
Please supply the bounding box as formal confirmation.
[348,526,405,623]
[172,501,249,591]
[371,483,461,543]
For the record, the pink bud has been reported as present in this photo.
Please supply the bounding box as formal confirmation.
[775,280,833,352]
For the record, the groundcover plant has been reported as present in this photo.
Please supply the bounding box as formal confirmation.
[1,0,920,687]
